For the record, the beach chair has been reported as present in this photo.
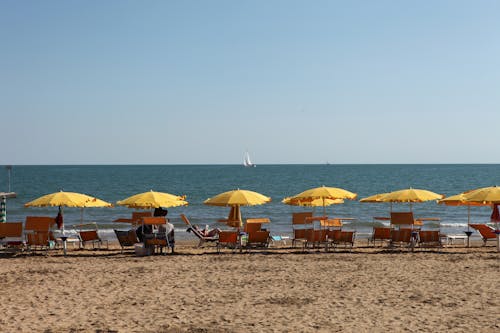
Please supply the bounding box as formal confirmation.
[114,229,139,253]
[370,227,392,247]
[244,218,271,249]
[216,231,239,254]
[469,224,497,246]
[181,214,218,247]
[291,212,313,248]
[390,212,418,227]
[303,228,327,249]
[0,222,24,251]
[141,217,174,254]
[417,230,442,249]
[327,229,355,251]
[390,228,413,249]
[78,223,108,250]
[246,230,270,249]
[24,216,56,253]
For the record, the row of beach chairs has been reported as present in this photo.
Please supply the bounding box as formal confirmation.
[0,216,109,254]
[181,214,272,253]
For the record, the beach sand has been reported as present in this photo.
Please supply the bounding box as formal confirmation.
[0,241,498,333]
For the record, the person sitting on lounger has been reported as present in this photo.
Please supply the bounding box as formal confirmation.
[193,225,221,237]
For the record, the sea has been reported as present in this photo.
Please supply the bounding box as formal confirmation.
[2,164,500,240]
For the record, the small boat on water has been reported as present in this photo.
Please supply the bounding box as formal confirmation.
[243,151,256,167]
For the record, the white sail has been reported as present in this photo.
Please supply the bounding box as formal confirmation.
[243,151,256,167]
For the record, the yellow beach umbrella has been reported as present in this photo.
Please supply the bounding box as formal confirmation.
[25,190,112,230]
[286,186,357,216]
[461,186,500,204]
[292,186,357,201]
[359,193,388,203]
[204,189,271,228]
[203,189,271,207]
[282,196,344,219]
[116,190,188,209]
[378,188,444,203]
[282,197,344,206]
[25,191,112,208]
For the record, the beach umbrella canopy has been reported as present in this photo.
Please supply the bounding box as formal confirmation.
[359,193,389,203]
[291,186,357,201]
[203,189,271,207]
[378,188,444,203]
[116,190,188,209]
[25,191,112,208]
[282,197,344,206]
[438,193,486,207]
[461,186,500,204]
[285,186,357,216]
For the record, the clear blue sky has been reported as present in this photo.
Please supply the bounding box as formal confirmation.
[1,0,499,164]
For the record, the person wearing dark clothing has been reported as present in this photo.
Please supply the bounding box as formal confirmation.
[153,207,168,217]
[136,224,152,242]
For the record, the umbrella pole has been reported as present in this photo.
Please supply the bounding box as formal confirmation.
[61,206,65,233]
[466,205,471,248]
[496,221,500,252]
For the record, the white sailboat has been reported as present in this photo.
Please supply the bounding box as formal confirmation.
[243,151,256,167]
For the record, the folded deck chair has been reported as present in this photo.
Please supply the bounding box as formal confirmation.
[469,224,497,246]
[216,231,239,253]
[114,229,139,253]
[181,214,218,247]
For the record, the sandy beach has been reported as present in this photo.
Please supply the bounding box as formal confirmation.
[0,241,499,333]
